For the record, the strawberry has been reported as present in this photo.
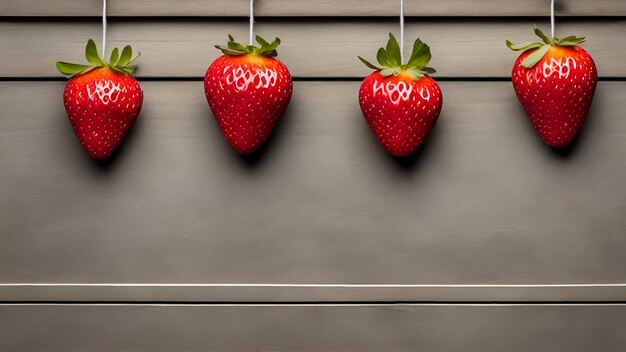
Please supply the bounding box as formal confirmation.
[56,39,143,159]
[358,34,443,157]
[204,35,293,154]
[506,26,597,148]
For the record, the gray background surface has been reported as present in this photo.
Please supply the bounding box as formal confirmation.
[1,0,625,350]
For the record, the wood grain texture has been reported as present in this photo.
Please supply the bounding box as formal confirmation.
[1,82,625,303]
[1,19,624,78]
[2,0,625,17]
[1,304,626,351]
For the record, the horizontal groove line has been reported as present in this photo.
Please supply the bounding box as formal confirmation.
[1,16,625,22]
[1,77,625,82]
[2,283,626,287]
[1,301,626,306]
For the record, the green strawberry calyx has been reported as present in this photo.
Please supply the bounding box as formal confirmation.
[358,33,436,80]
[506,26,585,68]
[56,39,141,77]
[215,35,281,57]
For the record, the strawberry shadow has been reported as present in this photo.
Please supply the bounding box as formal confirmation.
[549,134,583,158]
[389,127,440,171]
[237,132,278,166]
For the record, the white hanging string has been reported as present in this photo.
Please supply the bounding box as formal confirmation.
[550,0,555,39]
[249,0,255,45]
[400,0,405,63]
[102,0,107,56]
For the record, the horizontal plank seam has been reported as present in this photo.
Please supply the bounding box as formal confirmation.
[2,302,626,306]
[2,283,626,287]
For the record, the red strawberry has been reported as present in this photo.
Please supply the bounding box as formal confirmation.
[358,34,443,157]
[506,26,597,148]
[204,35,293,154]
[56,39,143,159]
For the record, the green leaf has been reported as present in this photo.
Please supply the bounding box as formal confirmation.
[108,65,126,74]
[358,56,381,70]
[421,67,436,74]
[385,33,401,66]
[126,51,141,65]
[85,39,105,66]
[117,45,133,66]
[557,35,577,43]
[558,40,585,47]
[376,48,389,67]
[533,25,552,44]
[406,68,422,80]
[256,35,270,47]
[261,37,280,53]
[505,40,544,51]
[110,65,136,75]
[380,67,397,76]
[119,66,137,74]
[215,45,247,56]
[227,40,246,51]
[271,37,281,47]
[109,47,119,65]
[407,38,431,68]
[217,35,280,57]
[521,44,551,68]
[557,35,586,46]
[56,61,93,76]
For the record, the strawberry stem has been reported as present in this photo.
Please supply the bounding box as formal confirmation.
[56,39,140,77]
[505,26,586,68]
[216,34,281,57]
[358,33,436,80]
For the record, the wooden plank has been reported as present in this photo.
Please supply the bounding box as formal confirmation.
[1,81,626,303]
[1,19,624,78]
[2,0,625,17]
[1,304,625,351]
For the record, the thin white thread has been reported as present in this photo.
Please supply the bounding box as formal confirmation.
[249,0,254,45]
[400,0,405,63]
[102,0,107,56]
[550,0,555,39]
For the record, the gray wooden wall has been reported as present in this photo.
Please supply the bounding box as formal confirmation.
[1,1,626,350]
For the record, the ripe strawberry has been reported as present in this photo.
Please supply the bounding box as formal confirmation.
[204,35,293,154]
[358,34,443,157]
[506,26,597,148]
[56,39,143,159]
